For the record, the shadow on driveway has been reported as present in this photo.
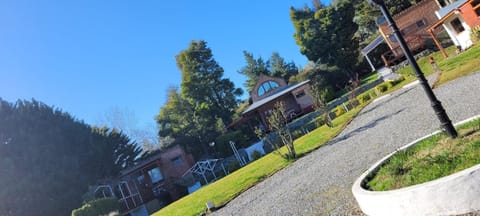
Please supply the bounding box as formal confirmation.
[330,107,406,144]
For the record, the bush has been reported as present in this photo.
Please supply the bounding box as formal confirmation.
[72,198,120,216]
[215,130,249,157]
[376,83,389,93]
[471,25,480,44]
[227,160,240,173]
[358,93,371,104]
[388,75,406,87]
[250,150,263,161]
[335,107,346,117]
[316,116,326,127]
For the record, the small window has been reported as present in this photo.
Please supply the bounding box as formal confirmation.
[376,17,386,25]
[295,91,306,98]
[416,20,425,28]
[472,0,480,7]
[450,18,465,34]
[137,174,145,185]
[171,156,183,165]
[389,34,397,42]
[148,167,164,183]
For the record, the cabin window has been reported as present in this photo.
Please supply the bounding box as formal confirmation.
[295,90,306,98]
[416,20,426,28]
[257,81,280,96]
[473,0,480,17]
[389,34,397,42]
[137,174,145,185]
[450,18,465,34]
[472,0,480,7]
[148,167,164,183]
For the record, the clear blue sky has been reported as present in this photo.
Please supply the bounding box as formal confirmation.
[0,0,330,135]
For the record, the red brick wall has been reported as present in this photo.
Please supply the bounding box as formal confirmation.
[460,1,480,28]
[158,145,192,180]
[379,0,441,49]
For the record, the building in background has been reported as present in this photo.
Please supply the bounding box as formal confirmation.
[429,0,480,51]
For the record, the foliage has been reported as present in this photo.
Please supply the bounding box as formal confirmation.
[239,51,299,92]
[387,75,406,87]
[265,102,296,160]
[157,40,243,158]
[335,106,346,117]
[227,160,241,173]
[309,77,334,128]
[250,150,263,161]
[0,99,140,216]
[376,83,389,92]
[470,25,480,44]
[357,93,371,104]
[214,130,249,158]
[290,2,359,76]
[367,119,480,191]
[71,198,120,216]
[154,104,366,216]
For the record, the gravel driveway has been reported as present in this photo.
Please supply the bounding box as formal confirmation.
[213,72,480,216]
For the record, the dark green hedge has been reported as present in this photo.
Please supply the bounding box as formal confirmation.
[71,198,119,216]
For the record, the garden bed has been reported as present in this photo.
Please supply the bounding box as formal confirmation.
[352,115,480,216]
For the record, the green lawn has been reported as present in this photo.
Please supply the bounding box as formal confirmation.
[360,72,380,85]
[154,105,366,216]
[367,118,480,191]
[397,44,480,86]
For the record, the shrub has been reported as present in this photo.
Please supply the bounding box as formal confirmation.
[250,150,263,161]
[471,25,480,44]
[376,83,389,92]
[388,75,406,87]
[335,107,346,117]
[316,116,326,127]
[227,160,240,173]
[72,198,120,216]
[358,93,371,104]
[215,130,248,157]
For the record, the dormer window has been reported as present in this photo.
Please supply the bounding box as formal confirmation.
[257,81,280,96]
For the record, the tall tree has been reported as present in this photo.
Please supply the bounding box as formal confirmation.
[290,2,359,78]
[268,52,299,82]
[157,40,243,157]
[0,98,141,216]
[239,51,299,92]
[238,51,270,92]
[176,40,242,124]
[352,0,414,41]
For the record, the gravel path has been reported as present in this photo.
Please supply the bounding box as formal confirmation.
[212,72,480,216]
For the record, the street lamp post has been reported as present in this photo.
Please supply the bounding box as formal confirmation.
[370,0,458,138]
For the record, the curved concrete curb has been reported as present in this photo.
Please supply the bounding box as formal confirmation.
[352,115,480,216]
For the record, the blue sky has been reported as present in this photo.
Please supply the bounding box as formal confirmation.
[0,0,329,137]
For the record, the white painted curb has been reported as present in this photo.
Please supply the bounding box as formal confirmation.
[402,80,419,89]
[352,115,480,216]
[372,94,391,103]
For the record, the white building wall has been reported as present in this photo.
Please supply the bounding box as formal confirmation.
[443,15,473,50]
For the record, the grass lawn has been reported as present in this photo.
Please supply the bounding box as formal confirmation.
[360,72,380,85]
[153,105,366,216]
[367,118,480,191]
[397,44,480,86]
